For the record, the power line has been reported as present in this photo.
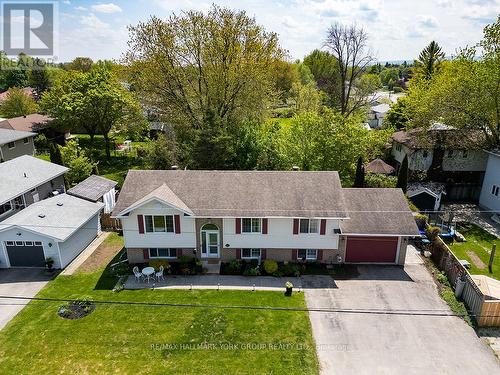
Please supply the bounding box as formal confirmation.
[0,294,498,319]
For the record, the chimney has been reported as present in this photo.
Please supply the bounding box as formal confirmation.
[171,165,178,170]
[23,172,27,178]
[291,166,300,171]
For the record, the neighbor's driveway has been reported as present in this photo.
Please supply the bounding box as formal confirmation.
[0,269,52,330]
[305,247,500,374]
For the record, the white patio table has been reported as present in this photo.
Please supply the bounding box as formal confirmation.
[142,267,155,283]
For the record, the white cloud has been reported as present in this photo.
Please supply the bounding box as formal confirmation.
[437,0,452,6]
[80,14,110,29]
[63,0,71,4]
[90,3,122,14]
[75,6,87,12]
[417,15,439,29]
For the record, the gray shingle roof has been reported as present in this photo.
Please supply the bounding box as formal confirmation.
[0,114,53,133]
[340,188,419,236]
[0,194,103,241]
[113,170,348,218]
[67,175,117,202]
[0,128,36,145]
[0,155,68,204]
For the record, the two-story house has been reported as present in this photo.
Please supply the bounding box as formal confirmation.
[0,128,36,162]
[479,150,500,215]
[391,123,489,201]
[0,155,68,221]
[112,170,418,268]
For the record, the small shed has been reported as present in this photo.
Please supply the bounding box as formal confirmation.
[365,158,395,175]
[67,175,117,213]
[407,182,446,211]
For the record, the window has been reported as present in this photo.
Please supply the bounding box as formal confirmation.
[447,150,454,157]
[144,215,174,233]
[7,141,15,149]
[493,185,500,197]
[242,218,261,233]
[34,241,42,246]
[15,241,23,246]
[24,241,33,246]
[13,196,24,209]
[0,201,12,216]
[298,249,318,261]
[23,138,30,144]
[422,150,428,158]
[462,150,468,158]
[242,248,261,259]
[5,241,14,246]
[299,219,319,234]
[149,248,177,258]
[395,144,402,152]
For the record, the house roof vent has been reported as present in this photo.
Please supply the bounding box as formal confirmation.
[57,202,63,207]
[291,166,300,171]
[171,165,178,170]
[38,214,45,218]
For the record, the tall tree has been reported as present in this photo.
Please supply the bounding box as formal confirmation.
[49,142,63,165]
[29,58,52,98]
[353,157,365,187]
[0,87,38,117]
[415,41,445,79]
[325,23,374,116]
[125,5,283,168]
[67,57,94,72]
[397,155,408,194]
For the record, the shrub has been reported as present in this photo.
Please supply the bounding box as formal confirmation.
[365,173,397,188]
[436,271,450,287]
[136,145,148,158]
[415,214,428,230]
[34,134,49,152]
[149,259,169,271]
[279,262,300,277]
[263,259,278,274]
[426,226,441,241]
[227,259,243,274]
[243,266,260,276]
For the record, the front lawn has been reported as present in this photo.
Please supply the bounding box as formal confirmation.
[0,265,318,373]
[449,223,500,280]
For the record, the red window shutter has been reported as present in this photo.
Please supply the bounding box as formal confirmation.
[235,218,241,234]
[143,248,149,260]
[138,215,144,234]
[293,219,299,235]
[320,219,327,235]
[317,249,323,261]
[176,248,182,258]
[262,218,268,234]
[236,249,241,259]
[292,249,297,261]
[261,249,267,260]
[174,215,181,234]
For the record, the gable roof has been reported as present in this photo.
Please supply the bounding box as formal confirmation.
[370,103,391,114]
[113,170,348,218]
[0,128,36,146]
[0,87,35,102]
[0,114,53,133]
[340,188,419,236]
[365,158,395,174]
[67,175,117,202]
[0,194,103,241]
[0,155,68,205]
[392,127,488,150]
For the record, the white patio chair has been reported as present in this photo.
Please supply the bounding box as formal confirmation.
[156,265,165,282]
[133,266,143,283]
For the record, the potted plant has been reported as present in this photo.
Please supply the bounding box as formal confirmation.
[285,281,293,296]
[45,257,54,272]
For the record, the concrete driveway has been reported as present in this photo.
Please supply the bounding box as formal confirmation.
[305,247,500,374]
[0,268,52,330]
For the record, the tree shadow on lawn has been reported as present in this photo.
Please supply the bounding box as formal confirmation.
[93,248,128,290]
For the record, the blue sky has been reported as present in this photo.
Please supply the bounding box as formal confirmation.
[55,0,499,62]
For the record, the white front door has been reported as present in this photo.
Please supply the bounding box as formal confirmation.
[201,230,219,258]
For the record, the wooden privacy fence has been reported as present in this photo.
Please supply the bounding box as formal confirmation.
[431,237,500,327]
[101,213,122,231]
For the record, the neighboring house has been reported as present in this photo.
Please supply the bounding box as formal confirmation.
[367,103,391,129]
[407,182,446,212]
[479,150,500,214]
[0,87,35,102]
[0,194,103,268]
[0,114,69,144]
[68,175,117,214]
[365,158,395,175]
[0,128,36,162]
[111,170,418,268]
[0,155,68,221]
[391,123,489,201]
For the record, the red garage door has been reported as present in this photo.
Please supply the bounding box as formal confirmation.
[345,236,399,263]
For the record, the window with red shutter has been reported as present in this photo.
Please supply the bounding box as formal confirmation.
[236,249,241,259]
[320,219,327,235]
[235,218,241,234]
[262,218,268,234]
[293,219,299,235]
[174,215,181,234]
[138,215,144,234]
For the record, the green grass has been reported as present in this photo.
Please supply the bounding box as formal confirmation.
[0,266,318,374]
[449,224,500,281]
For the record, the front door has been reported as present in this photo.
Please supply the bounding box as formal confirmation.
[201,230,219,258]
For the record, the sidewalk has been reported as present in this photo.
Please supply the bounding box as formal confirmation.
[61,232,111,275]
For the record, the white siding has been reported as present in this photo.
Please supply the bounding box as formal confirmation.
[58,213,100,268]
[223,218,340,249]
[121,200,196,249]
[0,228,60,268]
[479,153,500,212]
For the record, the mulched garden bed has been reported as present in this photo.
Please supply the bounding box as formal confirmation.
[58,300,95,320]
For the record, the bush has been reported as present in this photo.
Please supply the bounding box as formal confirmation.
[149,259,169,271]
[263,259,278,275]
[436,271,450,287]
[34,134,49,152]
[243,266,260,276]
[279,262,300,277]
[426,226,441,241]
[227,259,243,274]
[136,145,148,158]
[365,173,397,188]
[415,214,428,230]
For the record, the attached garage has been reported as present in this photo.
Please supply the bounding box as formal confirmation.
[345,236,399,263]
[5,241,45,267]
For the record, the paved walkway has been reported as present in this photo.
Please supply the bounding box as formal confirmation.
[124,274,336,291]
[61,232,111,275]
